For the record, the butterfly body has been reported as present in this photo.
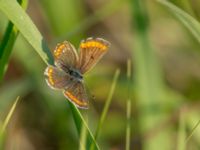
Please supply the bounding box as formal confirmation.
[44,37,110,109]
[68,68,83,81]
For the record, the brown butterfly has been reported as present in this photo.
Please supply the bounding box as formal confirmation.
[44,37,110,109]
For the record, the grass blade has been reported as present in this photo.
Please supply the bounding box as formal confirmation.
[79,123,87,150]
[94,69,120,139]
[69,102,99,150]
[177,110,186,150]
[157,0,200,45]
[130,0,170,149]
[0,96,20,135]
[125,59,131,150]
[0,96,20,149]
[0,0,99,149]
[185,119,200,143]
[0,0,27,81]
[0,0,53,65]
[90,69,120,150]
[126,99,131,150]
[0,22,18,81]
[125,99,131,150]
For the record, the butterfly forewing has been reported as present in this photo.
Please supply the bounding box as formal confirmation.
[63,81,88,109]
[77,38,110,74]
[54,41,78,71]
[44,66,74,90]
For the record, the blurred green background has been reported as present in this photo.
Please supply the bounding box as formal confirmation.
[1,0,200,149]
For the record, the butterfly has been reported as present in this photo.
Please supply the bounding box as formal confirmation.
[44,37,110,109]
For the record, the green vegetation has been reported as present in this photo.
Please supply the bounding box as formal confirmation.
[0,0,200,149]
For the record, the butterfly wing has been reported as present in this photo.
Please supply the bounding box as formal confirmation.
[53,41,78,71]
[63,81,88,109]
[77,37,110,74]
[44,66,74,90]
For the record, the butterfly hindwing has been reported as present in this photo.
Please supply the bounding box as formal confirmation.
[77,37,110,74]
[63,81,88,109]
[44,66,74,90]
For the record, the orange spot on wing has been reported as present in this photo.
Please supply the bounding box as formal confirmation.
[65,91,87,106]
[47,68,54,85]
[80,41,108,51]
[80,43,85,48]
[54,44,65,58]
[48,68,53,73]
[49,78,54,85]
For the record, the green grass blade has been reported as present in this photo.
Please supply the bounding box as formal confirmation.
[130,0,171,149]
[157,0,200,45]
[0,96,20,135]
[94,69,120,139]
[0,0,99,149]
[126,99,131,150]
[0,22,15,59]
[177,111,186,150]
[69,102,99,150]
[0,0,53,65]
[0,96,20,149]
[90,69,120,150]
[185,119,200,143]
[79,123,87,150]
[0,22,18,81]
[125,59,131,150]
[0,0,27,81]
